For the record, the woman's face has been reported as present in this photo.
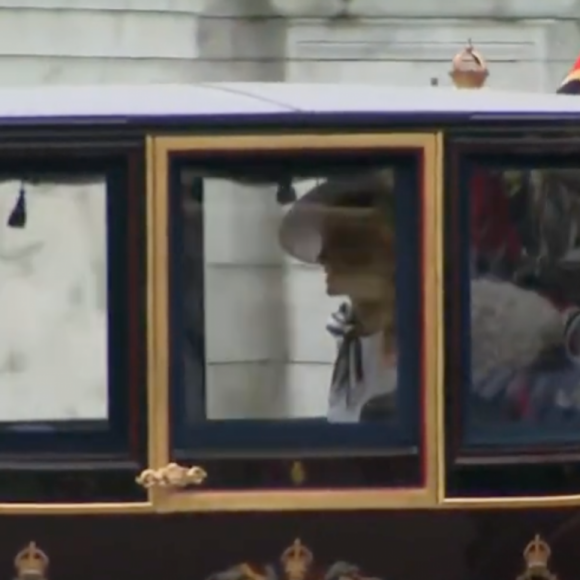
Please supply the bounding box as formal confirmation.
[318,207,395,302]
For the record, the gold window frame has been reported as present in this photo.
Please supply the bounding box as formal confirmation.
[145,132,443,512]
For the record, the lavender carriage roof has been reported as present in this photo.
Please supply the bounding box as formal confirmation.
[0,84,579,125]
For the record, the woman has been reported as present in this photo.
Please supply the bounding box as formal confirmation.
[279,171,398,423]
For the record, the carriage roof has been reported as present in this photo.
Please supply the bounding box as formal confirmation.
[2,83,580,125]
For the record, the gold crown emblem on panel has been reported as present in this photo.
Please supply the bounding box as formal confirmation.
[14,542,49,579]
[518,535,556,580]
[208,539,381,580]
[281,539,314,580]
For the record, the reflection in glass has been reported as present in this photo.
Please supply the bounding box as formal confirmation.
[0,178,108,423]
[179,167,403,424]
[467,165,580,439]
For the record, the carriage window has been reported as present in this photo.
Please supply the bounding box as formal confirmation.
[169,150,425,488]
[445,147,580,497]
[0,178,108,425]
[0,155,144,504]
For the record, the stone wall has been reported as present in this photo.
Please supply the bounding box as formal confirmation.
[0,0,579,422]
[0,179,108,422]
[273,0,580,90]
[202,177,340,420]
[0,1,203,84]
[0,0,577,88]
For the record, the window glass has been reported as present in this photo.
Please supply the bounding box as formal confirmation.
[445,148,580,497]
[0,177,108,426]
[465,165,580,443]
[0,154,144,503]
[170,152,422,456]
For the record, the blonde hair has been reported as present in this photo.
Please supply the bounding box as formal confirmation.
[334,208,397,357]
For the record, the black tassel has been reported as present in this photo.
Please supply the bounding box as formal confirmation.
[276,179,297,205]
[8,184,26,228]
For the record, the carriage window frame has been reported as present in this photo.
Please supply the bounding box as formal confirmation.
[147,132,442,512]
[0,145,148,508]
[442,134,580,507]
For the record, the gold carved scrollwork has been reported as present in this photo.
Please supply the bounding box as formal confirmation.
[517,535,557,580]
[205,539,383,580]
[136,462,207,489]
[14,542,49,580]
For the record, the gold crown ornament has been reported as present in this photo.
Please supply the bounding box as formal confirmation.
[518,535,556,580]
[281,539,314,580]
[14,542,49,580]
[450,40,489,89]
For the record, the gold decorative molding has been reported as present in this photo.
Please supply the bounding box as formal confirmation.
[14,542,49,580]
[517,535,557,580]
[136,463,207,489]
[149,132,441,512]
[206,538,382,580]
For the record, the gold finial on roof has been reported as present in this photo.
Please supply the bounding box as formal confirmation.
[517,535,557,580]
[14,542,49,580]
[450,39,489,89]
[281,539,314,580]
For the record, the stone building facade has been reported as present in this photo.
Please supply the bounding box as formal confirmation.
[0,0,579,421]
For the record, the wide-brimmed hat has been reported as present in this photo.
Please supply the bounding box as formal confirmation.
[279,171,394,264]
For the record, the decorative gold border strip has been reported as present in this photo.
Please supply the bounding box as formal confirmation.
[0,502,152,515]
[146,133,168,510]
[157,488,436,512]
[441,495,580,509]
[149,132,442,511]
[433,131,444,507]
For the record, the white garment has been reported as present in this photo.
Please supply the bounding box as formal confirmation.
[327,331,397,423]
[470,277,575,390]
